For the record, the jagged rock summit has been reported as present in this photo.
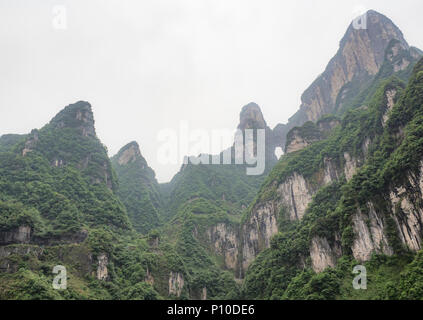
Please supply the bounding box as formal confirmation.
[115,141,144,166]
[237,102,267,130]
[49,101,96,137]
[236,102,284,163]
[276,9,422,149]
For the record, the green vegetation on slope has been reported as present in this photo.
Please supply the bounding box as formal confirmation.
[242,57,423,300]
[111,141,162,234]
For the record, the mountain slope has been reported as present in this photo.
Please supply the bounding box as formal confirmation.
[242,57,423,299]
[111,141,162,234]
[161,102,280,221]
[0,102,189,300]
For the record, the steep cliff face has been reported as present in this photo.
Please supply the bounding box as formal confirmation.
[285,122,322,154]
[351,203,393,261]
[242,58,423,299]
[310,236,341,273]
[240,158,345,273]
[298,10,406,122]
[241,201,279,271]
[236,102,285,164]
[219,35,420,278]
[168,271,184,297]
[278,10,421,150]
[347,159,423,263]
[0,226,31,245]
[96,254,109,280]
[206,223,239,270]
[239,11,423,278]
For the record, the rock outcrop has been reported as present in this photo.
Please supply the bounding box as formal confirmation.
[343,152,358,181]
[241,201,279,271]
[201,287,207,300]
[22,130,39,156]
[382,88,398,126]
[285,122,322,154]
[145,267,154,285]
[285,131,312,153]
[50,101,96,137]
[351,203,393,261]
[388,161,423,252]
[240,155,348,273]
[116,141,143,165]
[96,254,108,281]
[310,236,341,272]
[276,10,421,151]
[0,226,31,245]
[207,223,239,270]
[168,272,184,297]
[235,102,285,164]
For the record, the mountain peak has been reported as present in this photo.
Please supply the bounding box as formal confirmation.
[342,9,408,56]
[275,10,421,151]
[114,141,145,166]
[49,101,96,137]
[297,9,410,121]
[238,102,267,130]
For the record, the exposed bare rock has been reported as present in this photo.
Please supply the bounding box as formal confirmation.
[362,137,372,156]
[235,102,283,164]
[201,287,207,300]
[300,11,406,123]
[276,11,413,150]
[22,130,39,156]
[386,40,415,73]
[238,103,267,130]
[351,203,393,262]
[52,158,65,167]
[285,122,321,154]
[207,223,238,270]
[310,236,341,272]
[0,245,43,260]
[388,161,423,251]
[117,142,142,165]
[241,202,278,271]
[323,157,339,185]
[145,267,154,285]
[285,133,310,153]
[344,152,358,181]
[277,173,313,221]
[382,89,397,126]
[240,159,343,273]
[168,272,184,297]
[96,254,108,280]
[51,101,96,138]
[0,226,31,245]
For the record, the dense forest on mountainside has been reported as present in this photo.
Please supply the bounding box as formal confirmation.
[2,10,423,300]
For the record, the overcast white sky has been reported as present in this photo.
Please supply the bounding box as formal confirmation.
[1,0,423,182]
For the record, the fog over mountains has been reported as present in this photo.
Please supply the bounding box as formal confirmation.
[1,1,423,182]
[2,5,423,301]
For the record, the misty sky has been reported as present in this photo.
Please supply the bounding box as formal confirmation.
[1,0,423,182]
